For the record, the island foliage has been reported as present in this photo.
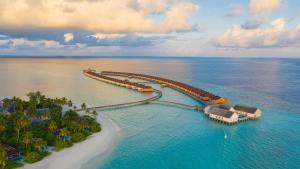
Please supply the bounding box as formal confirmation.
[0,92,100,169]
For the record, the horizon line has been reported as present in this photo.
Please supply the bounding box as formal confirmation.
[0,55,299,59]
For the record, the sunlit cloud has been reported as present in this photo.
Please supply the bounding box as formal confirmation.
[215,18,300,48]
[64,33,74,42]
[0,0,299,58]
[0,0,199,33]
[249,0,282,16]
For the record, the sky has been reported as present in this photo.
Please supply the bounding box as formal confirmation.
[0,0,300,58]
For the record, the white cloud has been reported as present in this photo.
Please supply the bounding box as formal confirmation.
[0,0,199,33]
[91,33,123,41]
[137,0,166,14]
[162,2,199,32]
[250,0,282,16]
[0,38,63,50]
[64,33,74,42]
[215,18,300,48]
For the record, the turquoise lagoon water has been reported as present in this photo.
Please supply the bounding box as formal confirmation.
[0,58,299,169]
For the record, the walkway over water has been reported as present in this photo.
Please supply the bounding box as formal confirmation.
[76,90,162,111]
[152,100,203,111]
[76,90,202,112]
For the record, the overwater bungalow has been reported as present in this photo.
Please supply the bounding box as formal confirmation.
[208,107,239,124]
[83,69,154,92]
[233,105,262,119]
[100,71,228,104]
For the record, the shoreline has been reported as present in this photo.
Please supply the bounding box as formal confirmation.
[21,112,121,169]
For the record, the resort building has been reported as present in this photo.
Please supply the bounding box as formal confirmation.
[84,69,154,92]
[3,145,21,160]
[0,105,4,113]
[32,108,51,122]
[101,71,229,104]
[0,99,15,113]
[233,105,262,119]
[206,107,239,124]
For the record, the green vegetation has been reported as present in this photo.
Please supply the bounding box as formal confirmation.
[0,92,101,168]
[4,161,23,169]
[0,145,7,169]
[25,151,49,164]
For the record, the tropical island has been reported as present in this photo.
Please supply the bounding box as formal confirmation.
[0,92,101,169]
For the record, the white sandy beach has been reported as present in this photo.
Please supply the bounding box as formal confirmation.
[21,112,121,169]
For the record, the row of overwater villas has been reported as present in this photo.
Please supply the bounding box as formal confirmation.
[101,71,226,104]
[84,70,154,92]
[204,104,262,124]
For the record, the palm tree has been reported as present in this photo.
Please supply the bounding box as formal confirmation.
[27,101,37,118]
[0,117,6,134]
[62,97,67,105]
[59,128,69,141]
[48,121,57,132]
[91,110,98,118]
[22,131,33,148]
[36,91,42,98]
[42,111,50,120]
[33,138,46,151]
[69,121,80,133]
[26,92,37,102]
[68,100,73,107]
[2,99,11,110]
[0,145,7,169]
[15,115,29,142]
[13,97,23,112]
[81,103,87,110]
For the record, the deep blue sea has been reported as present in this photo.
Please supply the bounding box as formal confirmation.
[0,58,299,169]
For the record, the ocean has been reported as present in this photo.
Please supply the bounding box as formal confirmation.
[0,57,299,169]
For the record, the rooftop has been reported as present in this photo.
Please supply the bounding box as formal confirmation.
[234,105,258,114]
[86,70,153,90]
[3,145,20,156]
[209,107,235,118]
[101,71,222,101]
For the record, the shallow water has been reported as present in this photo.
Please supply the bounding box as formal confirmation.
[0,58,299,169]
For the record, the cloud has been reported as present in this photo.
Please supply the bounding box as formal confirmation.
[0,35,8,40]
[215,18,300,48]
[0,38,63,50]
[0,39,13,49]
[64,33,74,42]
[0,29,174,50]
[250,0,282,16]
[0,0,199,33]
[225,4,244,17]
[162,2,199,32]
[241,0,282,30]
[84,33,171,46]
[241,19,263,29]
